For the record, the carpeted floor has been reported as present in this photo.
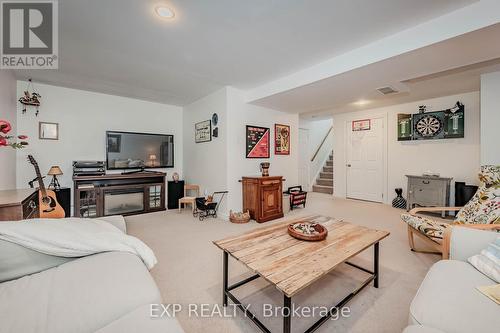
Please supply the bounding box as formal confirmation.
[126,193,440,333]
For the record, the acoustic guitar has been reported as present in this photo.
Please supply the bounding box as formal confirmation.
[27,155,65,218]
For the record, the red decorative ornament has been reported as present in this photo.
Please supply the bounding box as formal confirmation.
[0,120,11,134]
[0,119,29,149]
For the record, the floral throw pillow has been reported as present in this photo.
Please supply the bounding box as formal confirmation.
[479,165,500,186]
[455,184,500,224]
[455,165,500,225]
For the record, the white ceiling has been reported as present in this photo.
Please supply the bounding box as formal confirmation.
[14,0,476,106]
[253,23,500,118]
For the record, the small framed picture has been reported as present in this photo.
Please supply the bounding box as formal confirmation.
[39,122,59,140]
[352,119,371,131]
[195,120,212,143]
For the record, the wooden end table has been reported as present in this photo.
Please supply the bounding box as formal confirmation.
[213,215,390,333]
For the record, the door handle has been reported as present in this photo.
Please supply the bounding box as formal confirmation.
[346,164,351,167]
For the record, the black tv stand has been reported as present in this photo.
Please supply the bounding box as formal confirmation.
[121,168,160,175]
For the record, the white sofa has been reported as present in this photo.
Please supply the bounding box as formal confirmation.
[405,227,499,333]
[0,216,183,333]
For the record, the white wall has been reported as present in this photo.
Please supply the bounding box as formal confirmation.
[299,118,333,186]
[333,91,480,205]
[480,72,500,165]
[299,119,333,159]
[183,87,228,214]
[15,82,183,206]
[182,87,299,218]
[227,87,299,213]
[0,71,17,190]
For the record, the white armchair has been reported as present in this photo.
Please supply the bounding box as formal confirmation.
[447,225,499,261]
[405,227,500,333]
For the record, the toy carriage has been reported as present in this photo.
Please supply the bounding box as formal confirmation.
[193,191,228,221]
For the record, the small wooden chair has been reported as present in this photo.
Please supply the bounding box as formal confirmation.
[178,184,200,213]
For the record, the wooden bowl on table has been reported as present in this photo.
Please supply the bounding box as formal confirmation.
[288,221,328,241]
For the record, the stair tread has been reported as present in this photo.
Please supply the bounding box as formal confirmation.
[315,152,334,191]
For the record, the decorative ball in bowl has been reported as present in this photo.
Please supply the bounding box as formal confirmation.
[287,222,328,241]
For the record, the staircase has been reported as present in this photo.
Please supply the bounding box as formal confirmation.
[312,152,333,194]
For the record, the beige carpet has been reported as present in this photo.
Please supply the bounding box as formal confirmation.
[126,193,440,333]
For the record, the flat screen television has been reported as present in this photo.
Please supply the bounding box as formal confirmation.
[106,131,174,169]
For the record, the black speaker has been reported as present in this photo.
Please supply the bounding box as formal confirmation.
[54,187,71,217]
[167,180,185,209]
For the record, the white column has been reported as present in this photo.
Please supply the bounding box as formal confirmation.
[480,72,500,165]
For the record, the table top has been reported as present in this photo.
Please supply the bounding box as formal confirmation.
[214,215,390,297]
[0,189,37,207]
[406,174,453,180]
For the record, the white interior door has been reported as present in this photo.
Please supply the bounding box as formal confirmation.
[298,128,310,190]
[346,118,384,202]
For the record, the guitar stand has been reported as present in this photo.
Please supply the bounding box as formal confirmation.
[28,176,45,188]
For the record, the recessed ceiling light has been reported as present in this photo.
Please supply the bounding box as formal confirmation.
[353,99,371,106]
[155,6,175,19]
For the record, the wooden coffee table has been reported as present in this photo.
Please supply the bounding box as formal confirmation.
[213,215,390,333]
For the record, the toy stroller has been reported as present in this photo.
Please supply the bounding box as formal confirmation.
[193,191,228,221]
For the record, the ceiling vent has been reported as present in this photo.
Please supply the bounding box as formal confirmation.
[376,86,399,95]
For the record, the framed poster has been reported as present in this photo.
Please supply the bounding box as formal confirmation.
[352,119,370,131]
[195,120,212,143]
[274,123,290,155]
[246,125,270,158]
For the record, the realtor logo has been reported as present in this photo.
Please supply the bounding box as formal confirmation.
[1,0,58,69]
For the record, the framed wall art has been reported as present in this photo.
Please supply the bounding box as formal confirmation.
[246,125,270,158]
[352,119,371,131]
[195,120,212,143]
[39,122,59,140]
[274,123,290,155]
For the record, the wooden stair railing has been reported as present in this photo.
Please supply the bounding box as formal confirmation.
[310,126,333,162]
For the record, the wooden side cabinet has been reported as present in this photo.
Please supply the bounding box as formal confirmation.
[242,176,283,223]
[0,189,39,221]
[406,175,452,218]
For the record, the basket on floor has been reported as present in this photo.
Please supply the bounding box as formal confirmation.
[229,210,250,224]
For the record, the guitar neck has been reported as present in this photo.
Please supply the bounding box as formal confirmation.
[33,163,47,197]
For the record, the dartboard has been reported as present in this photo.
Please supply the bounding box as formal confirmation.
[414,115,443,137]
